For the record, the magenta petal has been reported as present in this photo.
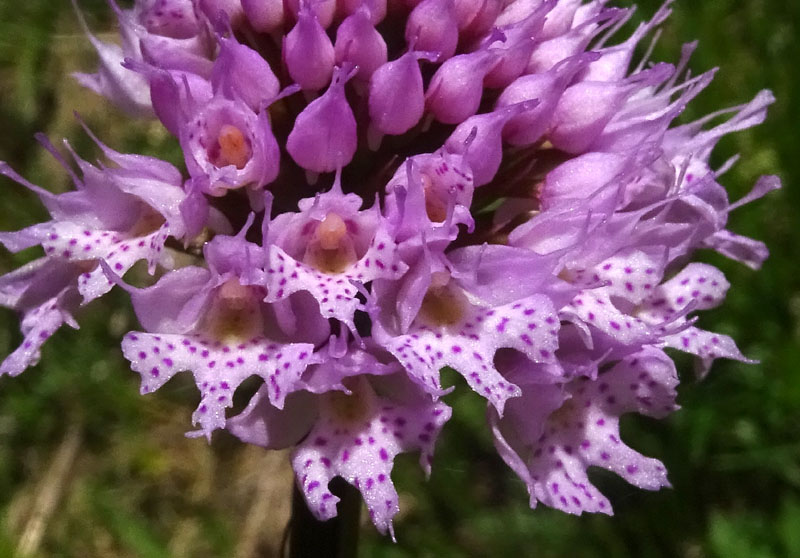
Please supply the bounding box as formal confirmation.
[128,266,213,334]
[493,347,676,515]
[638,263,729,319]
[181,95,280,191]
[378,292,560,414]
[703,230,769,270]
[265,226,406,331]
[663,327,750,376]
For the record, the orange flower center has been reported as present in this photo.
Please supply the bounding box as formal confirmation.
[215,124,251,169]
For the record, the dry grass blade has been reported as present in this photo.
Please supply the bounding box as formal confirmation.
[234,450,293,558]
[16,424,82,557]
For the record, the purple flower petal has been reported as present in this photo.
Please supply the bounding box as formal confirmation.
[378,290,560,413]
[290,375,450,535]
[122,332,317,438]
[493,347,676,515]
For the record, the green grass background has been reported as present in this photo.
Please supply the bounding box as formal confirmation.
[0,1,798,556]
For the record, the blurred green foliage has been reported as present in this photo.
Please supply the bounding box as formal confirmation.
[0,1,798,556]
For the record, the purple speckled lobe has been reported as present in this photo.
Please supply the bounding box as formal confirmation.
[492,346,677,515]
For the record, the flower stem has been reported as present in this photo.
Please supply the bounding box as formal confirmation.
[287,478,361,558]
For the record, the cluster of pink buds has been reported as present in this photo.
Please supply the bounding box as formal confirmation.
[0,0,779,537]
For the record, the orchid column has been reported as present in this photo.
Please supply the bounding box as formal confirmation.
[0,0,780,552]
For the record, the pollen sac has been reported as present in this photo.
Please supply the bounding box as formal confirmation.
[215,124,251,169]
[304,212,359,273]
[181,96,280,193]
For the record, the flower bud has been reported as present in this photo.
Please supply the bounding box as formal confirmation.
[72,3,153,117]
[211,36,280,111]
[337,0,387,24]
[497,53,596,146]
[125,60,213,136]
[284,4,336,90]
[405,0,459,61]
[335,9,388,82]
[453,0,502,40]
[241,0,285,32]
[285,0,337,28]
[369,51,433,136]
[426,50,497,124]
[538,151,629,210]
[527,8,626,73]
[582,2,672,82]
[494,0,544,27]
[538,0,582,40]
[549,63,672,153]
[139,35,214,77]
[287,66,358,173]
[197,0,245,25]
[138,0,203,39]
[445,102,532,186]
[481,0,550,88]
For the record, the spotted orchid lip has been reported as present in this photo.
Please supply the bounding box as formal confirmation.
[0,0,780,538]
